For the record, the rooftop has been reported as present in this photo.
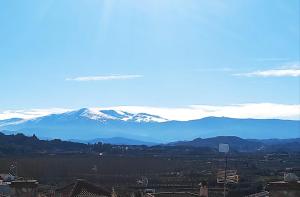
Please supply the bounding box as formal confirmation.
[56,179,111,197]
[267,181,300,191]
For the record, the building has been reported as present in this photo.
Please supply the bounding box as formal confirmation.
[0,174,15,182]
[0,180,10,197]
[9,180,39,197]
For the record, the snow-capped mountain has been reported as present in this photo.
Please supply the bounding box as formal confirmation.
[23,108,168,124]
[0,108,299,142]
[79,108,168,122]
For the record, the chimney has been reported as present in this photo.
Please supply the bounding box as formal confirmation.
[199,181,208,197]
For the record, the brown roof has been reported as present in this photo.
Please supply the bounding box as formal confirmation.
[146,192,200,197]
[56,179,111,197]
[267,181,300,191]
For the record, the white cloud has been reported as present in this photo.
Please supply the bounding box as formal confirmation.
[66,74,143,81]
[107,103,300,121]
[235,69,300,77]
[1,103,299,121]
[234,63,300,77]
[0,108,72,120]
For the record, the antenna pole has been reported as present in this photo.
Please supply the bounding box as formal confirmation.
[223,153,228,197]
[16,161,18,179]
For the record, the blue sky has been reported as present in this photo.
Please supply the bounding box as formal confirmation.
[0,0,299,112]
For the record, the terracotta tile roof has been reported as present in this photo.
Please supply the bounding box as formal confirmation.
[267,181,300,191]
[56,179,111,197]
[146,192,200,197]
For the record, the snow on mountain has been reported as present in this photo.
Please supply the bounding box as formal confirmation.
[22,108,168,123]
[78,108,168,122]
[80,109,118,121]
[0,108,299,143]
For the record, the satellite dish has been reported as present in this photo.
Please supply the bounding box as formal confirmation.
[136,176,148,187]
[219,144,229,153]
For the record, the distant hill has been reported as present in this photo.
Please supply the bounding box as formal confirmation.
[169,136,264,152]
[0,132,299,155]
[0,109,299,142]
[248,138,300,145]
[0,132,88,155]
[71,137,157,146]
[169,136,300,152]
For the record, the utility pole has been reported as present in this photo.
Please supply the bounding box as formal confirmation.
[223,153,228,197]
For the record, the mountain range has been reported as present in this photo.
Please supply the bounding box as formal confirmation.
[1,132,299,154]
[0,108,299,143]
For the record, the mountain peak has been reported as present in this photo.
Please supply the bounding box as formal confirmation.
[74,108,168,123]
[1,111,299,142]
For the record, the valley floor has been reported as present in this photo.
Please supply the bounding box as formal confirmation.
[0,151,299,196]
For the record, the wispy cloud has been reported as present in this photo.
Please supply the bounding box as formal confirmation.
[109,103,300,121]
[235,69,300,77]
[66,74,143,81]
[234,63,300,77]
[1,103,299,121]
[0,108,72,120]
